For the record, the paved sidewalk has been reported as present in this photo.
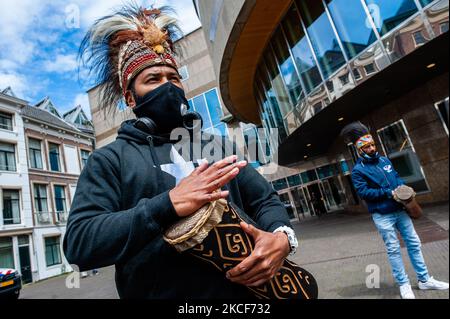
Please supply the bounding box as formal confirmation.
[290,203,449,299]
[21,203,449,299]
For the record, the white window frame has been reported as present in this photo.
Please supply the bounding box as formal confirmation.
[0,188,23,227]
[0,110,14,132]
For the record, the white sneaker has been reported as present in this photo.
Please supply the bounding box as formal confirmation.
[400,283,416,299]
[418,277,449,290]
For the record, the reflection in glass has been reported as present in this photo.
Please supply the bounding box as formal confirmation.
[326,66,355,101]
[205,89,224,127]
[296,0,346,78]
[282,5,323,94]
[264,49,294,118]
[382,15,429,62]
[193,95,212,129]
[425,0,449,37]
[259,66,288,140]
[419,0,436,7]
[271,27,304,105]
[325,0,377,59]
[364,0,418,36]
[349,42,390,84]
[292,187,311,216]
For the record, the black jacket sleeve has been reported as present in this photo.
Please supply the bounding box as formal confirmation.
[63,150,180,271]
[236,164,293,232]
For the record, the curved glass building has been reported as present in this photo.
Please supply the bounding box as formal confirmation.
[195,0,448,220]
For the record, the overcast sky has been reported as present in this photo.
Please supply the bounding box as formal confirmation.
[0,0,201,118]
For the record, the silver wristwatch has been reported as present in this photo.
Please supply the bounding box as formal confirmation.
[273,226,298,256]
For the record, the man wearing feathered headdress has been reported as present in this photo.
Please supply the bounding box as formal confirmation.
[63,4,299,299]
[341,122,448,299]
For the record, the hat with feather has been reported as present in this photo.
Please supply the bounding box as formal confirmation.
[80,3,182,108]
[340,121,375,150]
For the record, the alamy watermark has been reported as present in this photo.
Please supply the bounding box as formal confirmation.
[366,264,380,289]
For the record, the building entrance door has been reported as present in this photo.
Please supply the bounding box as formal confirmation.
[278,192,297,221]
[306,183,327,217]
[291,187,311,218]
[18,236,32,284]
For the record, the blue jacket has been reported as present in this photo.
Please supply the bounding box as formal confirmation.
[351,153,405,215]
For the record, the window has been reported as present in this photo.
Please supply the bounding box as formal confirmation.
[28,138,43,169]
[296,0,346,79]
[53,185,67,213]
[353,68,362,80]
[271,26,304,104]
[287,174,302,187]
[0,142,16,172]
[272,178,288,191]
[435,98,449,135]
[34,184,49,213]
[0,112,13,131]
[377,120,429,192]
[282,4,322,94]
[440,22,449,34]
[364,0,419,36]
[325,0,377,59]
[80,150,91,168]
[178,66,189,82]
[45,236,62,267]
[189,88,227,136]
[364,63,376,75]
[419,0,435,7]
[317,164,339,179]
[2,190,21,225]
[48,143,61,172]
[257,66,288,140]
[264,49,294,118]
[0,237,14,269]
[301,169,319,183]
[413,31,426,46]
[339,74,350,85]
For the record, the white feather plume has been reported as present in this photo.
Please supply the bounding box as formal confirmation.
[90,16,138,45]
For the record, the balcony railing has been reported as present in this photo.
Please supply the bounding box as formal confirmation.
[34,211,53,225]
[55,211,69,225]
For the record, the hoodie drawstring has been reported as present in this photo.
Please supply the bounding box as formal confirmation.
[146,136,159,168]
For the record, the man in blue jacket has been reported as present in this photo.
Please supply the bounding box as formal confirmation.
[342,122,448,299]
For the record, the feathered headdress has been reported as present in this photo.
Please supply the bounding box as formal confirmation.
[340,121,374,149]
[79,3,182,109]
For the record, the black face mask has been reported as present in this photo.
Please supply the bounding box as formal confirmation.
[132,82,189,134]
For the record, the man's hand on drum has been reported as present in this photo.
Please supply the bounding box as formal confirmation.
[226,223,291,288]
[169,155,247,218]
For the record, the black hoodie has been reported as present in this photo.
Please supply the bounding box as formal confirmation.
[63,120,293,299]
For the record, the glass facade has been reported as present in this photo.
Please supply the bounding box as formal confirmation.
[254,0,447,146]
[188,88,228,136]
